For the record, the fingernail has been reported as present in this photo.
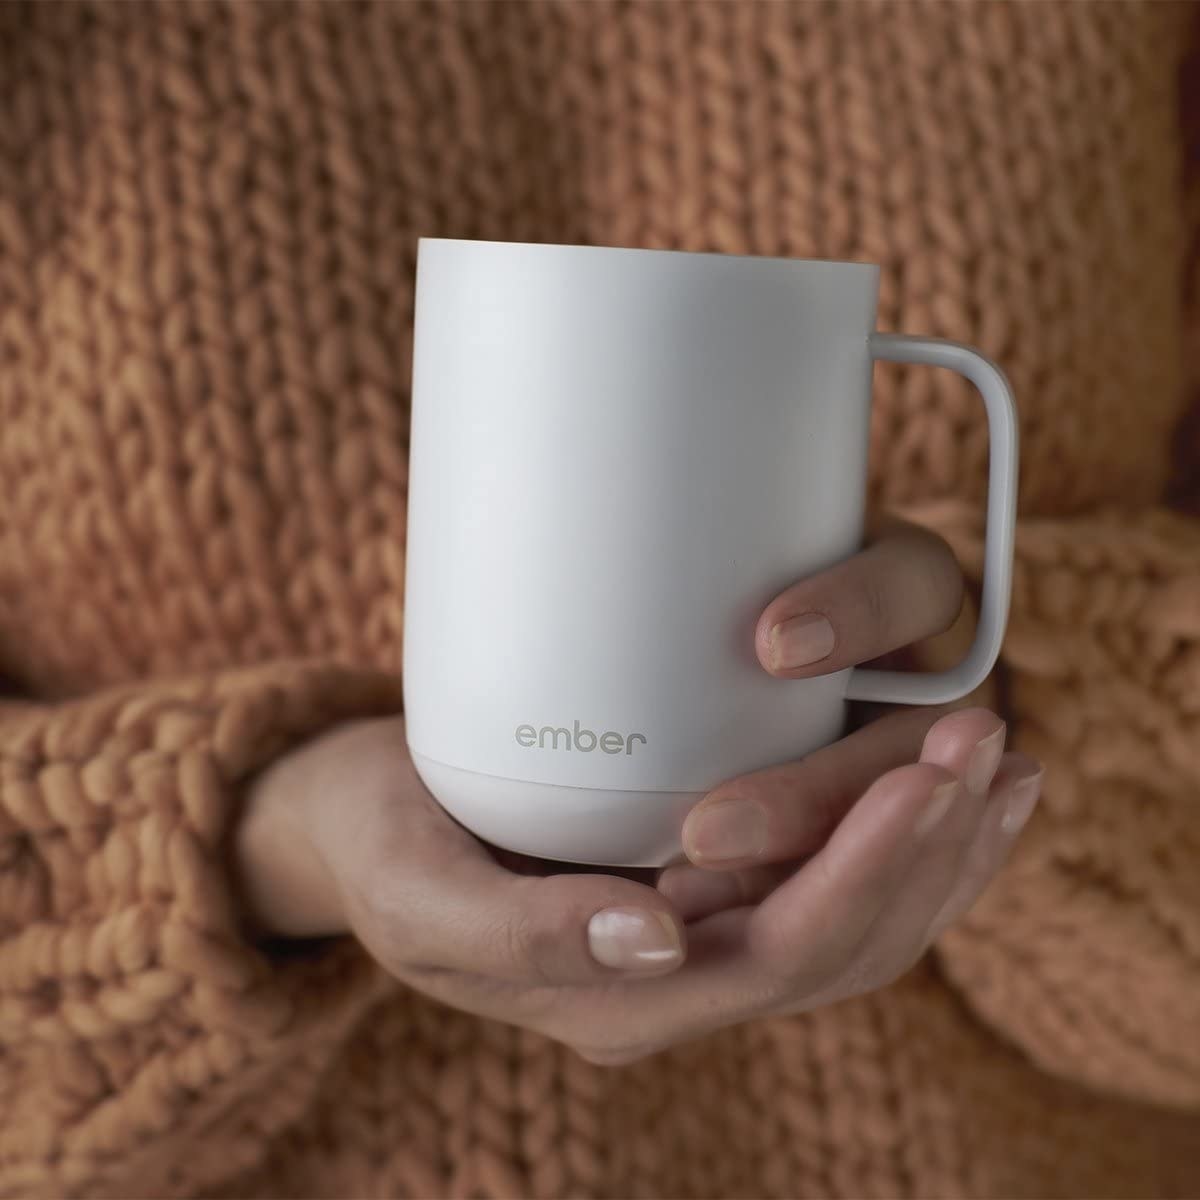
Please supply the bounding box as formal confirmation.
[914,780,959,838]
[768,614,835,670]
[587,907,683,971]
[1001,773,1043,836]
[685,798,768,863]
[964,725,1006,795]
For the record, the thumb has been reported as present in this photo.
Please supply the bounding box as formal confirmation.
[332,752,688,986]
[369,839,689,986]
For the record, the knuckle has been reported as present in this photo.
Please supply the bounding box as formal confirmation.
[863,526,964,644]
[922,544,965,627]
[857,569,894,642]
[502,900,578,985]
[852,578,905,659]
[903,528,964,624]
[503,910,552,983]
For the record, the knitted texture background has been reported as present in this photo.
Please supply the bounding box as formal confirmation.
[1,2,1199,1197]
[1175,29,1200,516]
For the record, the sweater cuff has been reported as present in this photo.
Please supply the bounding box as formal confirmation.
[0,659,403,1195]
[904,501,1200,1110]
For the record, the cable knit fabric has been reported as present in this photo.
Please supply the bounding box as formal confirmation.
[1,1,1199,1197]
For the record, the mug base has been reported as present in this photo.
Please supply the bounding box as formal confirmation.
[410,751,700,868]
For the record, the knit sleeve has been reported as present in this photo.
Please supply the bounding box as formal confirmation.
[0,659,404,1198]
[913,501,1200,1111]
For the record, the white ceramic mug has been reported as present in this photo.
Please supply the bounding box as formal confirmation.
[403,238,1017,867]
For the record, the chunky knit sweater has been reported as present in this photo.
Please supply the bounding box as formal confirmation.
[2,2,1199,1197]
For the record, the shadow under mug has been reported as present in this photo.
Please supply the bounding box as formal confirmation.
[403,238,1018,867]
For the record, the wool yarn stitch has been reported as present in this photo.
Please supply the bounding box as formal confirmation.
[1,2,1198,1197]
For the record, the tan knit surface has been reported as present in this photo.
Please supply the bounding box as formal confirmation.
[1,2,1199,1197]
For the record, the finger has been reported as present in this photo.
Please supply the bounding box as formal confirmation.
[545,763,962,1061]
[755,519,964,678]
[851,591,999,728]
[681,704,990,869]
[921,752,1043,945]
[917,705,1009,796]
[745,762,960,990]
[826,757,992,998]
[807,707,1011,988]
[656,860,793,924]
[352,760,689,987]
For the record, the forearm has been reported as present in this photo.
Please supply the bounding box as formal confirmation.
[0,662,401,1197]
[232,723,355,940]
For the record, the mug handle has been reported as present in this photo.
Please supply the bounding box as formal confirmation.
[845,333,1019,706]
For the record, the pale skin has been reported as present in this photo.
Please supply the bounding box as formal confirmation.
[234,520,1043,1066]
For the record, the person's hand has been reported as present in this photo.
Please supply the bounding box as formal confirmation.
[659,516,1043,926]
[233,519,1041,1065]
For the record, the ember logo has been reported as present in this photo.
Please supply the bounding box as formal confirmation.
[515,720,647,755]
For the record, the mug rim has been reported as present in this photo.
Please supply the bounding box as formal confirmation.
[417,235,880,276]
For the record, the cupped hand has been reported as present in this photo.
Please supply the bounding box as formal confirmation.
[662,516,1043,929]
[232,519,1042,1065]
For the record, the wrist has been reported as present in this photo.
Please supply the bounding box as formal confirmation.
[231,749,350,940]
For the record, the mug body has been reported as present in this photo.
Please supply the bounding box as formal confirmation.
[404,238,879,865]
